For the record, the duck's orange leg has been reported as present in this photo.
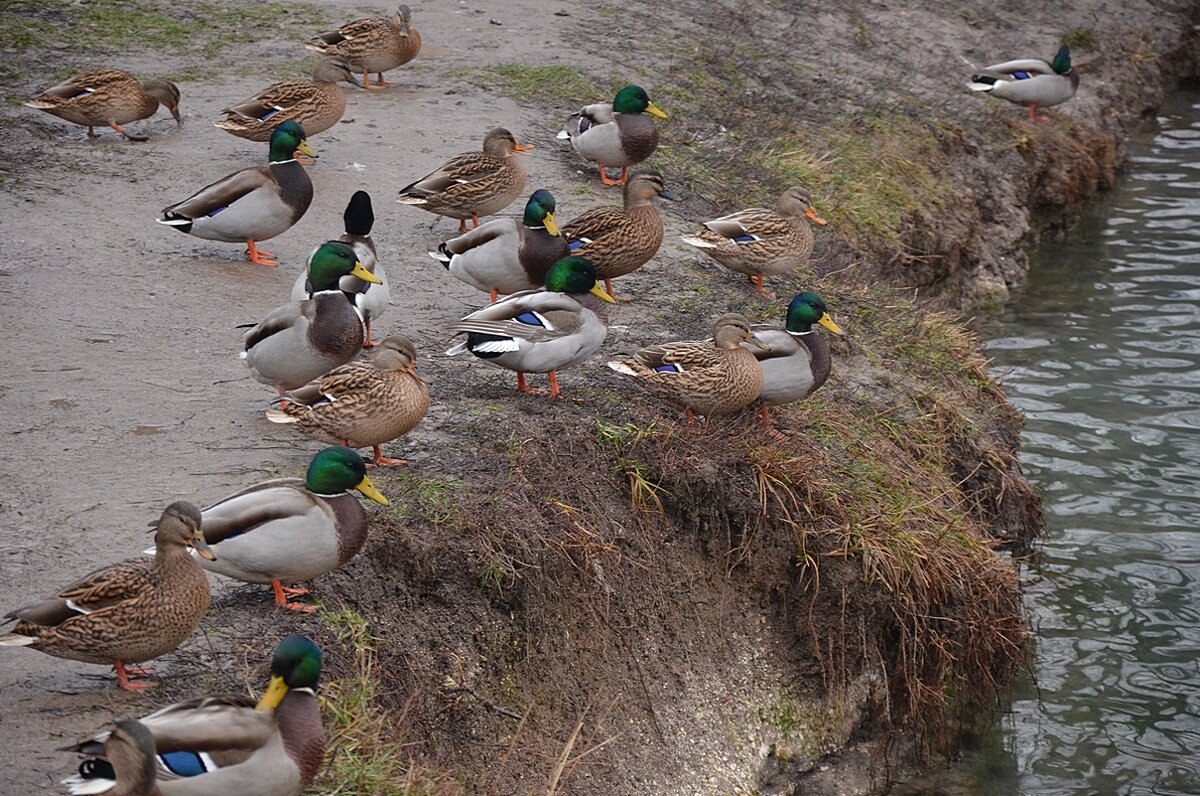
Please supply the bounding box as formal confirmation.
[750,273,776,298]
[458,219,469,233]
[86,126,97,138]
[597,166,623,186]
[271,578,317,613]
[114,661,157,692]
[489,289,499,303]
[363,318,380,348]
[362,72,392,89]
[603,278,633,302]
[367,444,408,468]
[245,241,279,267]
[685,408,696,425]
[471,212,481,228]
[547,371,561,398]
[758,404,787,440]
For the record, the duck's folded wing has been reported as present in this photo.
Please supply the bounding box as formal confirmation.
[403,153,503,195]
[978,58,1054,77]
[163,167,272,220]
[200,481,313,544]
[703,208,781,240]
[444,220,509,254]
[563,207,625,242]
[140,694,273,753]
[242,301,312,351]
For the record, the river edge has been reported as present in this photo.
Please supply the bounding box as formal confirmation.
[0,1,1197,794]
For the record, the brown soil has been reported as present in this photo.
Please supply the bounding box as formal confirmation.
[0,0,1195,794]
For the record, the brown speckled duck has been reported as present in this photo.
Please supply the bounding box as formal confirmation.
[430,189,570,301]
[267,336,430,467]
[562,169,676,300]
[397,128,534,232]
[214,58,360,142]
[24,68,181,140]
[60,636,326,795]
[681,187,827,297]
[307,5,421,90]
[242,242,382,397]
[0,502,213,692]
[608,314,768,422]
[558,85,668,186]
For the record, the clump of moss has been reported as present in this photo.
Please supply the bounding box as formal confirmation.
[1061,29,1098,51]
[452,64,599,108]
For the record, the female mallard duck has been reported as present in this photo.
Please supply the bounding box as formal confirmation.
[608,314,768,422]
[267,337,429,467]
[291,191,389,347]
[968,45,1078,121]
[447,256,615,398]
[562,168,676,300]
[195,447,387,611]
[157,121,316,266]
[0,502,213,692]
[243,242,382,396]
[397,127,534,232]
[214,58,360,143]
[747,292,842,431]
[558,85,668,186]
[60,636,326,796]
[24,69,181,141]
[431,189,569,301]
[680,187,827,297]
[307,5,420,90]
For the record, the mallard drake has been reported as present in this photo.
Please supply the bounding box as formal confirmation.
[291,191,389,347]
[680,187,827,297]
[307,4,421,90]
[430,189,569,301]
[557,85,667,186]
[0,502,213,692]
[157,121,316,266]
[60,636,326,796]
[24,69,181,141]
[195,447,387,611]
[447,256,615,398]
[397,128,534,232]
[214,58,360,143]
[747,292,842,432]
[267,337,430,467]
[968,45,1078,121]
[562,168,676,300]
[243,242,382,396]
[608,314,767,422]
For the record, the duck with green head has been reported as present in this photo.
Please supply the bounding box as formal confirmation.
[746,292,843,432]
[430,189,570,302]
[242,241,383,397]
[968,45,1078,121]
[559,85,668,186]
[447,256,616,398]
[60,636,327,795]
[157,121,317,266]
[195,447,387,612]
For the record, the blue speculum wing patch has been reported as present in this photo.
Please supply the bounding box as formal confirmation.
[159,751,209,777]
[205,205,228,217]
[258,108,281,121]
[732,234,756,244]
[514,311,544,326]
[654,363,684,374]
[568,239,585,251]
[1012,70,1032,80]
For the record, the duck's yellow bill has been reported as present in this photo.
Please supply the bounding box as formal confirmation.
[257,674,289,711]
[543,213,561,237]
[351,262,382,285]
[190,534,216,561]
[296,140,318,159]
[645,101,668,120]
[748,333,770,351]
[514,142,535,153]
[356,475,389,506]
[818,313,843,335]
[590,283,617,303]
[805,206,828,226]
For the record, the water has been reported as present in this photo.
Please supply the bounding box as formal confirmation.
[971,91,1200,795]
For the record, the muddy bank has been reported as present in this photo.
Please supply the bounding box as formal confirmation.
[0,0,1194,793]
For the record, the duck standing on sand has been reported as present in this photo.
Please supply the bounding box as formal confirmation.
[307,4,421,90]
[967,45,1078,121]
[157,121,316,266]
[24,68,181,140]
[558,85,668,186]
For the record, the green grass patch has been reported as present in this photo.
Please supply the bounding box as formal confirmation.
[452,64,600,107]
[1061,29,1098,52]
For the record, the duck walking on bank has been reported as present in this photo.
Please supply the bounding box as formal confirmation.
[292,191,389,347]
[24,69,181,141]
[398,128,534,232]
[608,314,768,423]
[268,337,430,467]
[431,189,569,301]
[562,169,676,301]
[447,256,616,398]
[157,121,316,266]
[0,502,213,692]
[968,45,1078,121]
[681,187,827,297]
[60,636,327,796]
[193,447,387,612]
[747,292,842,434]
[558,85,668,186]
[307,5,421,90]
[214,57,361,143]
[243,242,382,397]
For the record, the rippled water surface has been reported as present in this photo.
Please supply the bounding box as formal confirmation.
[972,92,1200,795]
